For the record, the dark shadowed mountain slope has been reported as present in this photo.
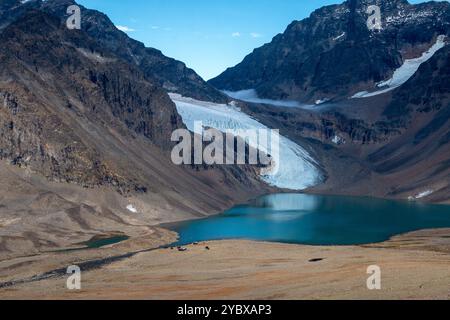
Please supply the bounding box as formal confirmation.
[209,0,450,103]
[368,45,450,183]
[239,42,450,203]
[1,0,39,28]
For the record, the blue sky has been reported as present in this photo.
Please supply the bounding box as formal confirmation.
[77,0,435,80]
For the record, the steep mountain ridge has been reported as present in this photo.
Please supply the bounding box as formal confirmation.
[209,0,450,103]
[1,0,227,103]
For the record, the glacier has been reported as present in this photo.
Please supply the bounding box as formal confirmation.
[222,89,309,108]
[169,93,321,190]
[352,35,447,99]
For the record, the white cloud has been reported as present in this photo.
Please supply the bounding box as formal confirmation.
[232,32,241,37]
[151,26,160,30]
[250,32,262,38]
[116,25,135,32]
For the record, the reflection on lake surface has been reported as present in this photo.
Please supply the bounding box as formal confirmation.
[169,194,450,246]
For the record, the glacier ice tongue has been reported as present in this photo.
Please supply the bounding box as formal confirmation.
[169,93,321,190]
[222,89,310,108]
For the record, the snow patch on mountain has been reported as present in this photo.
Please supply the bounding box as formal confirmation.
[415,190,434,199]
[352,35,447,99]
[333,32,346,41]
[351,87,395,98]
[126,205,138,213]
[77,48,114,64]
[385,9,436,27]
[170,93,321,190]
[408,190,434,201]
[377,35,446,88]
[315,98,330,105]
[332,135,345,145]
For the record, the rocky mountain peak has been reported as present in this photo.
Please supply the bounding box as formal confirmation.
[347,0,409,10]
[209,0,449,103]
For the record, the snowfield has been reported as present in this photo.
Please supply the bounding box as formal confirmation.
[170,93,321,190]
[333,32,346,41]
[352,35,446,99]
[126,205,138,213]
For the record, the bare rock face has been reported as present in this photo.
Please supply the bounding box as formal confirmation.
[209,0,450,103]
[0,0,40,29]
[0,10,179,190]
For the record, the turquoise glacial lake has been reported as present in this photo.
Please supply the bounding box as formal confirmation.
[169,194,450,246]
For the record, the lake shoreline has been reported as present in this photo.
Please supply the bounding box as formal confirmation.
[1,227,449,299]
[160,192,450,229]
[1,192,450,300]
[166,193,450,247]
